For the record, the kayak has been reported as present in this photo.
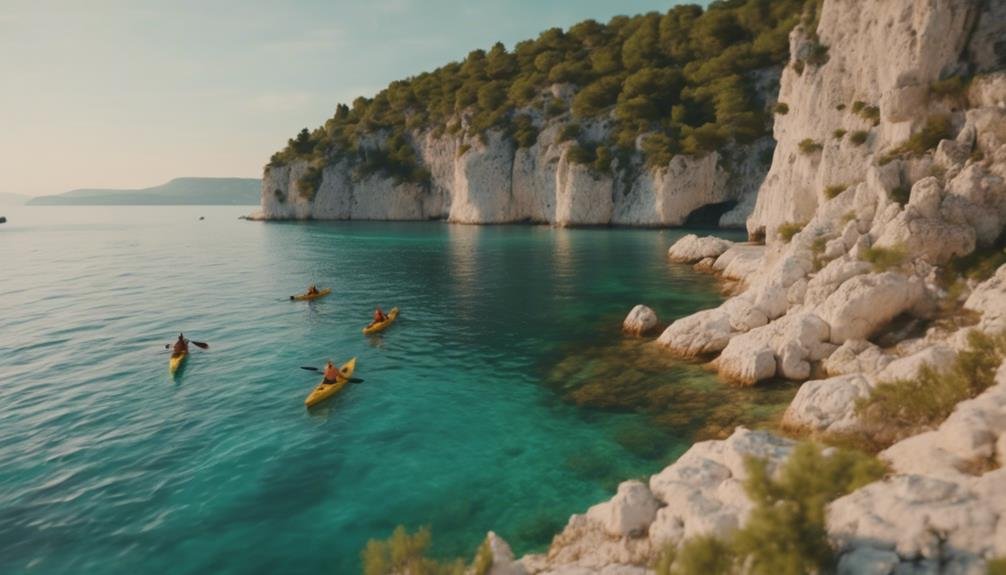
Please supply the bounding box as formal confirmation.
[290,288,332,301]
[363,307,399,335]
[304,357,357,408]
[169,350,188,374]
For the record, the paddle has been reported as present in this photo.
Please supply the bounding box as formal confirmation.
[164,340,209,350]
[299,366,364,384]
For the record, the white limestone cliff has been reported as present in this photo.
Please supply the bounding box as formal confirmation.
[252,98,776,227]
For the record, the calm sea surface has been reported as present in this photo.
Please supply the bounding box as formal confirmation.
[0,206,787,574]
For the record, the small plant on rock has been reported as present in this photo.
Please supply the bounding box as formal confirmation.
[362,526,492,575]
[833,128,847,140]
[798,138,823,155]
[296,166,323,201]
[856,330,1006,446]
[823,184,847,199]
[654,442,886,575]
[558,123,581,142]
[777,221,807,243]
[849,130,869,145]
[860,244,907,271]
[884,115,952,159]
[773,102,790,115]
[859,105,880,126]
[929,75,970,103]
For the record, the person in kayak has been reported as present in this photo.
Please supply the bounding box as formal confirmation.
[322,360,342,384]
[306,284,320,296]
[172,334,188,355]
[367,306,388,329]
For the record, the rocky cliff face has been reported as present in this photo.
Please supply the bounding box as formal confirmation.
[480,0,1006,573]
[252,85,776,227]
[748,0,1005,241]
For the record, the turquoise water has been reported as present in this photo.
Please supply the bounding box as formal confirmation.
[0,206,743,574]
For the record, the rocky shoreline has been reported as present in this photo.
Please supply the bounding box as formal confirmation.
[473,0,1006,573]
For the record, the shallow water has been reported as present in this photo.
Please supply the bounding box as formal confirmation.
[0,206,779,574]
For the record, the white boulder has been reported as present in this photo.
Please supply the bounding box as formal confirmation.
[622,305,658,336]
[816,273,925,344]
[667,234,733,263]
[782,374,874,434]
[586,481,662,539]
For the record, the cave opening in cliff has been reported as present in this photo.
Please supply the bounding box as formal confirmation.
[681,201,738,228]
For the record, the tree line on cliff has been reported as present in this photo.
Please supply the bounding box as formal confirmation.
[269,0,823,199]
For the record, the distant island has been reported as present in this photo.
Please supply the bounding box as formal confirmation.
[0,192,29,205]
[27,177,260,206]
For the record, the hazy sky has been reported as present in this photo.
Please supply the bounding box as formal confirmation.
[1,0,699,196]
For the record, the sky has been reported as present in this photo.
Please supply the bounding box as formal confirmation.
[0,0,701,196]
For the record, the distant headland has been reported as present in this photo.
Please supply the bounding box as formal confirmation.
[27,177,260,206]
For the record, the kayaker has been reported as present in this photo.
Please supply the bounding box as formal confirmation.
[307,284,320,296]
[322,360,341,384]
[172,334,188,355]
[367,306,388,329]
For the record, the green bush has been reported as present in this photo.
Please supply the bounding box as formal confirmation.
[296,165,323,200]
[656,535,735,575]
[773,102,790,115]
[472,539,493,575]
[930,75,970,101]
[777,221,806,243]
[566,142,595,165]
[886,115,952,158]
[857,330,1006,445]
[545,98,567,118]
[860,244,907,271]
[832,128,847,139]
[835,103,846,111]
[849,130,869,145]
[457,143,472,157]
[823,184,847,199]
[798,138,822,155]
[655,442,886,575]
[942,241,1006,284]
[989,557,1006,575]
[571,76,622,117]
[643,133,675,168]
[273,188,286,204]
[593,146,613,173]
[361,526,491,575]
[851,100,866,114]
[511,114,539,148]
[558,123,581,142]
[858,105,880,126]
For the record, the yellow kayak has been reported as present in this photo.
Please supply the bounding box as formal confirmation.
[290,288,332,301]
[169,351,187,374]
[363,307,399,335]
[304,357,357,408]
